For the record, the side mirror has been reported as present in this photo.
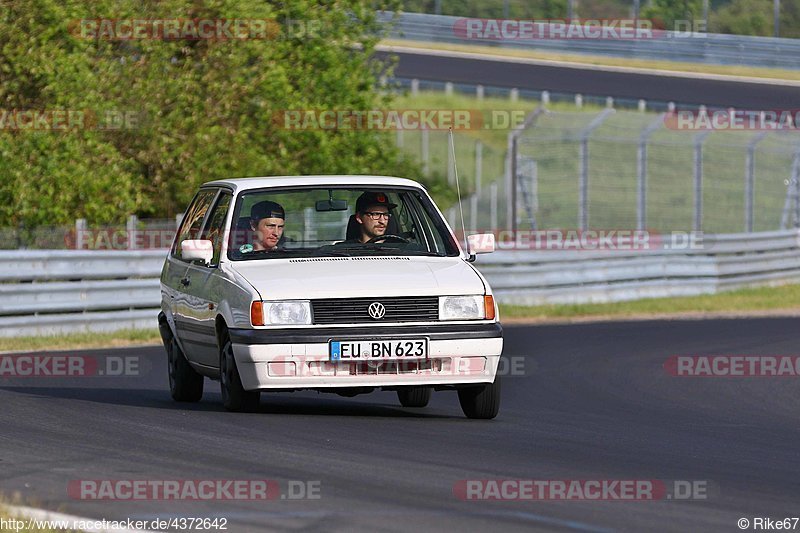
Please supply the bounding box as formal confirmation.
[467,233,495,255]
[181,239,214,264]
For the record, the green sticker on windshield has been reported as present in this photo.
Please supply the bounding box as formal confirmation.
[239,244,254,254]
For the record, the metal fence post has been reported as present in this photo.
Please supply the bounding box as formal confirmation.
[517,157,539,230]
[470,194,478,232]
[474,140,482,197]
[75,218,87,250]
[505,107,546,232]
[794,154,800,227]
[421,129,429,175]
[785,154,800,228]
[490,182,498,232]
[637,114,665,230]
[693,131,711,232]
[511,135,518,231]
[410,78,419,96]
[127,214,138,250]
[303,207,313,243]
[745,131,769,232]
[578,108,615,231]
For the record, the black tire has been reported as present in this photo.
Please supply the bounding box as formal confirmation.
[167,336,204,402]
[220,338,260,412]
[397,386,432,408]
[457,377,501,419]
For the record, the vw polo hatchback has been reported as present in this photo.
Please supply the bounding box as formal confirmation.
[159,176,503,418]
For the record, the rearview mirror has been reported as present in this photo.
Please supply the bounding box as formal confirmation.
[181,239,214,264]
[315,199,348,212]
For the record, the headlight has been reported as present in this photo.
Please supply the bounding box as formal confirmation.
[261,301,311,325]
[439,295,485,320]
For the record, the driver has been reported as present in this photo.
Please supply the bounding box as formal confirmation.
[249,200,285,251]
[351,191,397,243]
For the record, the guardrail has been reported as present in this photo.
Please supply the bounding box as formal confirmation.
[0,250,166,338]
[381,12,800,69]
[476,230,800,305]
[1,230,799,337]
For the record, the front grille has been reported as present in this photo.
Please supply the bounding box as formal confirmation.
[312,296,439,324]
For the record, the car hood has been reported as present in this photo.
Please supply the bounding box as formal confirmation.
[227,256,485,300]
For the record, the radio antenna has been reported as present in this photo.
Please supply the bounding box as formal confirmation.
[448,127,471,256]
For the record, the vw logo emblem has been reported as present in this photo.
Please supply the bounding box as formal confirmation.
[368,302,386,320]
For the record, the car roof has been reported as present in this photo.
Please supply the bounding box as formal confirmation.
[202,175,426,192]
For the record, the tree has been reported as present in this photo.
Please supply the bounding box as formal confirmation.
[0,0,426,226]
[642,0,704,31]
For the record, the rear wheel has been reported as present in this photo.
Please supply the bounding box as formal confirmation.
[397,386,432,408]
[220,338,260,412]
[458,377,501,419]
[167,336,204,402]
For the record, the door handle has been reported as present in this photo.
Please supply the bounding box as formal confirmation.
[180,277,190,287]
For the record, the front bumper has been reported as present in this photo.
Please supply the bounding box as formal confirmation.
[230,322,503,390]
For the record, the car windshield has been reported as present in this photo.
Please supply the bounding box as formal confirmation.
[227,186,460,260]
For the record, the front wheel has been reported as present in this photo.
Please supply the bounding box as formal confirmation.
[220,339,260,412]
[458,377,501,419]
[167,336,204,402]
[397,386,432,408]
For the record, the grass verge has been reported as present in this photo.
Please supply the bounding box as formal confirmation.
[0,328,161,353]
[382,39,800,82]
[499,283,800,322]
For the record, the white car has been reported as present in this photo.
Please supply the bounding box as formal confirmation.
[158,175,503,418]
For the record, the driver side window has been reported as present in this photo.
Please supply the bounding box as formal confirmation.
[171,189,217,260]
[200,192,232,265]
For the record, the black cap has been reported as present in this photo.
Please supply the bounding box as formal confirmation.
[250,200,285,221]
[356,191,397,213]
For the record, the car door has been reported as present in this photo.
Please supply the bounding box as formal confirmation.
[178,190,234,368]
[167,188,218,365]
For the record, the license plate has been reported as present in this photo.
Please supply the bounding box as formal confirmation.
[329,339,428,361]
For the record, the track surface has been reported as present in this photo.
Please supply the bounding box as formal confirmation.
[2,318,799,532]
[380,50,800,108]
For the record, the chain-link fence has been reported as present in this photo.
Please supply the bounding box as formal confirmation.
[446,107,800,234]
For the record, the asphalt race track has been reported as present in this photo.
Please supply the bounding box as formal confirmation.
[379,50,800,109]
[1,318,799,532]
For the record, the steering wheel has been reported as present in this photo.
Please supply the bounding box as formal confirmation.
[367,234,410,244]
